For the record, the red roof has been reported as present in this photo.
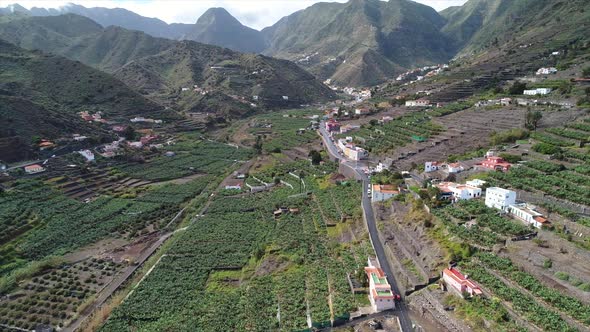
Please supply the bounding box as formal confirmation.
[533,216,549,224]
[25,164,43,170]
[444,268,482,294]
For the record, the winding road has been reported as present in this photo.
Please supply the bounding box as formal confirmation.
[319,124,413,332]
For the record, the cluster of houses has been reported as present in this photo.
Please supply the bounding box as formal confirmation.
[396,64,448,82]
[181,84,209,95]
[475,97,512,108]
[337,138,368,161]
[485,187,549,229]
[424,161,465,174]
[365,257,398,312]
[342,87,372,103]
[128,134,160,149]
[79,111,107,123]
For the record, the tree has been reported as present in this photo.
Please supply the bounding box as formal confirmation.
[582,67,590,78]
[525,110,543,130]
[122,126,136,141]
[253,135,263,155]
[308,150,322,165]
[508,81,527,95]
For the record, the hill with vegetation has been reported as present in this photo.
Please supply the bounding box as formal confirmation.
[0,40,168,161]
[261,0,455,86]
[0,14,335,116]
[441,0,590,55]
[184,8,266,53]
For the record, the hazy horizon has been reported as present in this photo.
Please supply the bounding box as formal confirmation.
[2,0,469,30]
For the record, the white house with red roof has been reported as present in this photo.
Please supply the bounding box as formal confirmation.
[508,203,549,229]
[365,257,397,312]
[24,164,45,174]
[371,184,399,202]
[443,267,482,298]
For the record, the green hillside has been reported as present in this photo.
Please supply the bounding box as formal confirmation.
[0,14,335,116]
[261,0,455,86]
[442,0,590,55]
[185,8,266,54]
[0,40,168,161]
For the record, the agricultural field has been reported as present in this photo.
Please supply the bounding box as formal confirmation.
[0,258,124,330]
[101,161,370,331]
[0,176,213,285]
[241,109,323,153]
[423,195,590,331]
[117,138,253,181]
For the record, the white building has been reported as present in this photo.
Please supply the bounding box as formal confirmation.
[337,138,368,161]
[371,184,399,203]
[536,67,557,75]
[466,179,487,188]
[24,164,45,174]
[523,88,552,96]
[485,187,517,211]
[443,267,482,298]
[437,182,482,201]
[425,161,441,173]
[405,99,430,107]
[508,203,549,229]
[447,163,465,174]
[365,257,396,312]
[77,150,95,162]
[375,162,388,173]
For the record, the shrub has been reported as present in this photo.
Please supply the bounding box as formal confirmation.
[554,271,570,281]
[532,143,561,155]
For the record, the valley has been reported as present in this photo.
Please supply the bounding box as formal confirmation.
[0,0,590,331]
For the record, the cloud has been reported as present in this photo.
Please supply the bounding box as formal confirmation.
[3,0,468,30]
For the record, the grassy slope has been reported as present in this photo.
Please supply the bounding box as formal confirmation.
[0,40,168,161]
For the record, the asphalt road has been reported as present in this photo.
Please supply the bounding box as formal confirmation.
[319,124,413,332]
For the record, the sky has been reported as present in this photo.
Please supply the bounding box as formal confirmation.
[3,0,469,30]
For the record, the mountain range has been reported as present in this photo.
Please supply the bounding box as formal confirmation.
[0,13,335,116]
[3,0,589,86]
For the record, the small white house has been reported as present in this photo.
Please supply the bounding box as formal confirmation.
[524,88,552,96]
[508,203,549,229]
[24,164,45,174]
[425,161,441,173]
[536,67,557,75]
[485,187,517,211]
[77,150,95,162]
[466,179,487,188]
[447,163,465,174]
[371,184,399,203]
